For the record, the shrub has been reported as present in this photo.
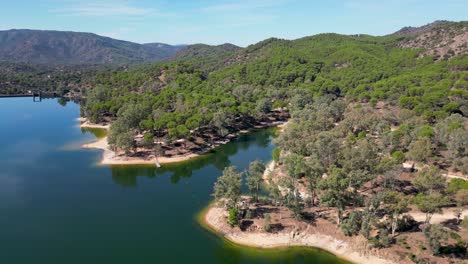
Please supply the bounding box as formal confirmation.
[357,131,366,140]
[391,150,406,163]
[370,229,392,248]
[263,213,272,232]
[245,209,255,219]
[423,224,448,255]
[455,189,468,206]
[461,216,468,229]
[340,211,362,236]
[447,178,468,193]
[228,207,239,227]
[397,215,417,232]
[272,148,281,163]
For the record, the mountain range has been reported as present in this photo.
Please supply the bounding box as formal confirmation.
[0,21,466,66]
[0,29,186,65]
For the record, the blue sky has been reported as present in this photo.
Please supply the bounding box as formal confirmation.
[1,0,467,46]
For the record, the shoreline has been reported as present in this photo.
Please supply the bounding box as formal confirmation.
[200,204,396,264]
[78,117,288,166]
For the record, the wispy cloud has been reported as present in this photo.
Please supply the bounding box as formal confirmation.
[98,26,135,39]
[199,0,287,27]
[50,2,153,17]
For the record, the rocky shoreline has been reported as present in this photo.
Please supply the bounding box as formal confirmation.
[200,204,396,264]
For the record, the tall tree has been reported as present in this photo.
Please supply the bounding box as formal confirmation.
[213,166,243,209]
[413,166,446,194]
[382,191,409,237]
[319,167,355,224]
[246,160,266,202]
[413,193,450,224]
[303,158,324,205]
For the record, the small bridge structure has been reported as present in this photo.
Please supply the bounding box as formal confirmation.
[0,89,57,102]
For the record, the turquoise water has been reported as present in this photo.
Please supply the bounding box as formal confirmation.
[0,98,349,264]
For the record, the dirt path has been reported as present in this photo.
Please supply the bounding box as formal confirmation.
[408,208,468,224]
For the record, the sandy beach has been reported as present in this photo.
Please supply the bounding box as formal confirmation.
[79,118,200,165]
[81,134,201,165]
[79,118,288,166]
[78,118,110,129]
[202,205,396,264]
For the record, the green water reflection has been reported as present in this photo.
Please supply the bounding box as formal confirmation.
[0,98,349,264]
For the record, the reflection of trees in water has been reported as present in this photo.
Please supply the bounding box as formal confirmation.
[215,242,242,264]
[57,97,68,107]
[81,127,108,139]
[214,242,349,264]
[109,129,274,187]
[111,166,156,187]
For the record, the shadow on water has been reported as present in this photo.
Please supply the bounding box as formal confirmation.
[0,98,349,264]
[108,128,276,187]
[80,127,108,139]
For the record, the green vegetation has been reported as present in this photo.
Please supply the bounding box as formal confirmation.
[212,166,242,209]
[0,62,100,95]
[424,224,448,255]
[80,31,467,155]
[228,207,239,227]
[272,148,281,163]
[246,160,266,202]
[78,25,467,262]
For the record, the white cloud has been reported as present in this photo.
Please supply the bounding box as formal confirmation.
[98,26,135,39]
[199,0,286,28]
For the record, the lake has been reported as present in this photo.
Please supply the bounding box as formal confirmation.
[0,98,349,264]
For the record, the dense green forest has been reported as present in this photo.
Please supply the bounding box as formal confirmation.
[0,62,103,95]
[82,25,467,154]
[2,20,464,262]
[201,23,468,263]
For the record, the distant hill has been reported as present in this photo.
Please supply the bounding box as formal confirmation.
[391,20,451,35]
[0,29,184,65]
[173,43,242,70]
[392,21,468,60]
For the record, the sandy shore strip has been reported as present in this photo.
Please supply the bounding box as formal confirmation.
[202,205,396,264]
[78,117,198,165]
[78,118,110,129]
[81,136,201,165]
[78,117,288,166]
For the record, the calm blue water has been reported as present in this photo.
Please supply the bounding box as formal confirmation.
[0,98,347,264]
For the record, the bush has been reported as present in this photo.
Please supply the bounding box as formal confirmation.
[142,132,154,148]
[455,189,468,206]
[370,229,392,248]
[397,215,418,232]
[447,178,468,193]
[272,148,281,163]
[228,207,239,227]
[357,131,366,140]
[461,216,468,229]
[391,150,406,163]
[423,224,448,255]
[263,213,272,232]
[245,209,255,219]
[340,211,362,236]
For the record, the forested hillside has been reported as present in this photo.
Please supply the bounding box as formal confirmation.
[0,62,101,95]
[83,22,467,154]
[0,29,184,65]
[80,20,468,262]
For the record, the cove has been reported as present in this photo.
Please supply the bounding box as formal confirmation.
[0,97,349,264]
